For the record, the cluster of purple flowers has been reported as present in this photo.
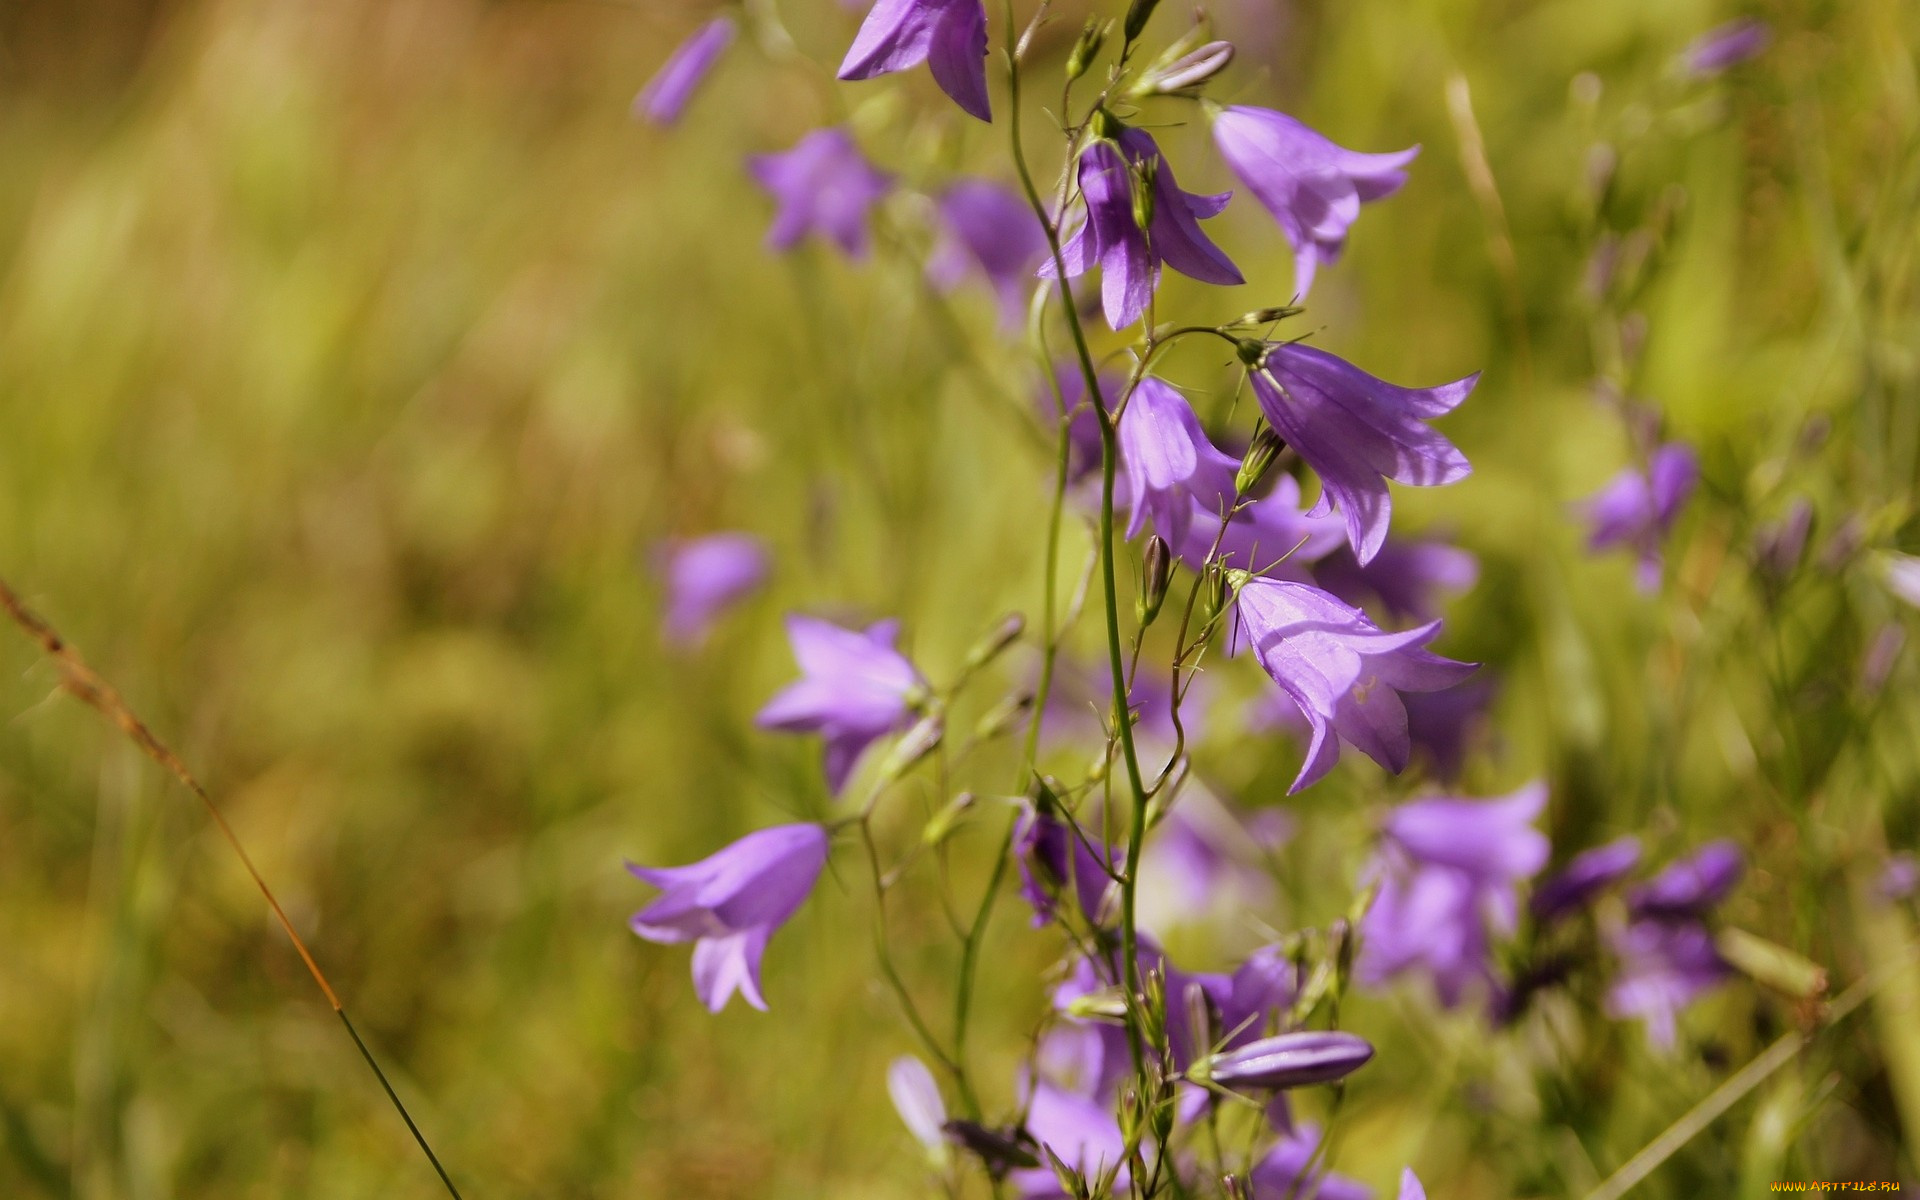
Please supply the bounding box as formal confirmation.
[618,5,1761,1196]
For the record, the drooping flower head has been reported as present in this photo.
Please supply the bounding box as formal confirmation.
[1014,803,1117,928]
[1358,783,1550,1007]
[635,16,736,126]
[1625,839,1743,921]
[1043,126,1243,331]
[626,823,830,1011]
[1606,841,1744,1047]
[1118,377,1241,547]
[928,179,1048,325]
[756,614,926,792]
[1578,440,1699,590]
[748,127,894,257]
[1682,18,1771,77]
[1249,342,1477,564]
[1234,577,1477,792]
[1168,474,1347,576]
[1211,107,1418,299]
[655,532,769,645]
[1312,536,1478,626]
[838,0,991,121]
[1038,361,1121,486]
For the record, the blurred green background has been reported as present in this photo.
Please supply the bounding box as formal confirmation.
[1,0,1916,1196]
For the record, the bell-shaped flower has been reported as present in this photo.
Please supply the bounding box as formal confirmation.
[655,532,768,645]
[928,178,1048,325]
[756,614,926,792]
[1683,18,1770,76]
[1201,1030,1374,1091]
[1139,786,1288,930]
[1626,839,1743,921]
[1605,917,1732,1048]
[1042,128,1243,331]
[1578,441,1699,590]
[1234,577,1477,792]
[1250,342,1476,564]
[1015,804,1118,928]
[1011,1076,1129,1199]
[1211,106,1417,299]
[748,127,894,257]
[838,0,991,121]
[626,823,830,1011]
[1401,676,1496,784]
[1357,783,1549,1007]
[635,16,736,126]
[1399,1170,1428,1200]
[1118,377,1241,547]
[1168,474,1346,576]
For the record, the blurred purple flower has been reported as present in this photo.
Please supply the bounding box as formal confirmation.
[1234,577,1477,793]
[1880,853,1918,904]
[1038,362,1118,486]
[756,614,925,792]
[1606,917,1731,1047]
[1250,343,1477,565]
[1011,1077,1129,1198]
[1531,835,1642,924]
[1212,943,1302,1048]
[928,179,1048,325]
[1754,498,1814,582]
[889,1056,949,1160]
[1140,786,1288,929]
[1358,783,1549,1007]
[1311,536,1478,626]
[1683,18,1771,76]
[1626,840,1744,921]
[626,823,830,1011]
[1883,553,1920,609]
[748,127,893,257]
[1250,1123,1370,1200]
[1211,106,1417,299]
[1402,677,1496,783]
[1043,128,1244,331]
[1118,378,1240,546]
[1015,804,1117,928]
[1579,441,1699,590]
[635,16,736,126]
[839,0,992,122]
[656,532,768,645]
[1400,1169,1428,1200]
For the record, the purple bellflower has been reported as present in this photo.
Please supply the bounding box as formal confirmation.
[1118,377,1241,547]
[1250,342,1477,565]
[1202,1030,1374,1091]
[1170,473,1347,576]
[1402,676,1497,784]
[1312,536,1478,626]
[1211,107,1418,300]
[1883,553,1920,609]
[1606,841,1744,1046]
[1880,853,1918,904]
[655,532,769,645]
[1042,128,1244,331]
[1606,917,1732,1048]
[1012,1076,1129,1199]
[626,823,830,1011]
[1039,361,1120,486]
[1531,835,1642,924]
[1234,576,1477,792]
[1250,1124,1370,1200]
[838,0,992,122]
[1683,18,1771,76]
[1015,803,1118,928]
[1358,783,1550,1007]
[635,16,736,126]
[1579,441,1699,590]
[748,127,893,257]
[1400,1169,1428,1200]
[928,179,1049,325]
[1138,785,1287,930]
[756,614,926,792]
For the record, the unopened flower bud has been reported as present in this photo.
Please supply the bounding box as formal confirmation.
[1137,536,1172,626]
[1200,566,1231,627]
[1064,987,1131,1022]
[964,612,1026,671]
[922,790,977,847]
[1236,423,1286,495]
[1199,1031,1374,1091]
[877,714,944,782]
[1753,498,1813,583]
[1717,927,1828,1001]
[1861,623,1905,696]
[975,691,1035,741]
[1134,39,1234,95]
[1237,305,1303,326]
[1123,0,1162,44]
[1066,18,1109,83]
[1131,157,1158,232]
